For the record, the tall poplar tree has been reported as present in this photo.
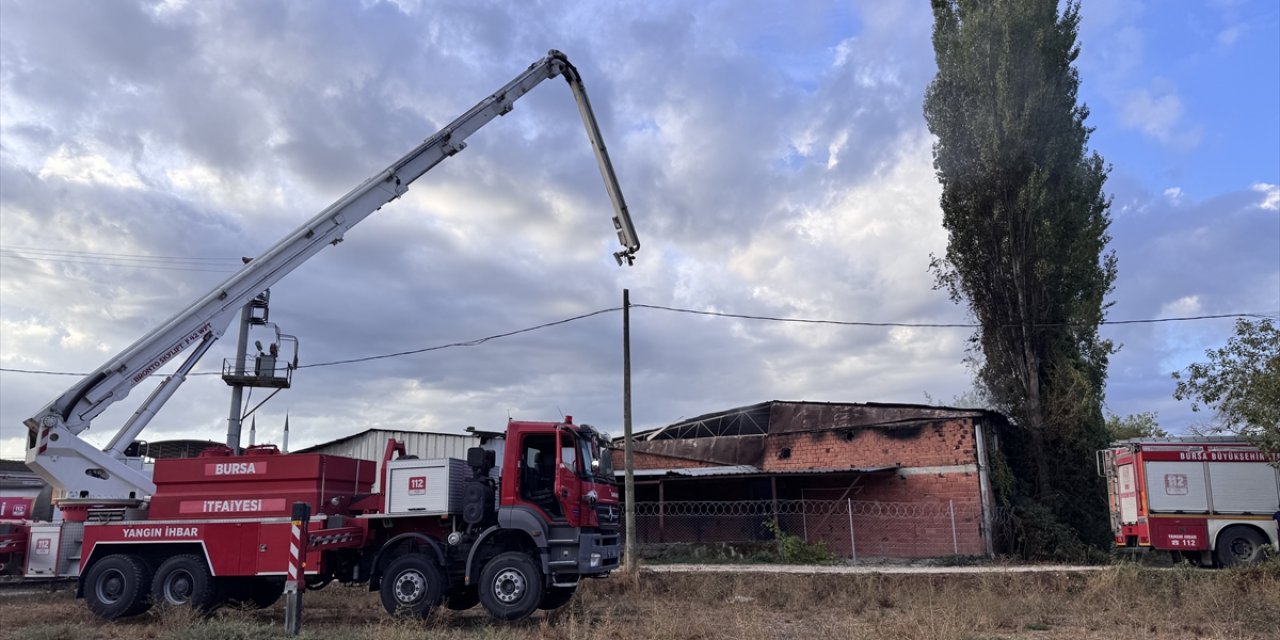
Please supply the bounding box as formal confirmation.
[924,0,1117,554]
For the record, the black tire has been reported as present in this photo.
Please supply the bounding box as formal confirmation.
[445,586,480,611]
[83,554,152,620]
[379,554,446,618]
[151,554,220,612]
[478,551,544,622]
[1215,526,1267,567]
[538,584,577,611]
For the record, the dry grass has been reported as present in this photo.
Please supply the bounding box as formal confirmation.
[2,562,1277,640]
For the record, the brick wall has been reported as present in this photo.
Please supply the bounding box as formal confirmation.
[763,419,977,471]
[612,449,718,470]
[798,472,986,557]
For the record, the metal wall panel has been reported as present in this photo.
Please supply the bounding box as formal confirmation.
[305,431,480,491]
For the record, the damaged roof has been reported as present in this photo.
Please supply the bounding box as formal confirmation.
[636,400,998,441]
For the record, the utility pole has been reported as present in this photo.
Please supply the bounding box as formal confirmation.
[225,303,253,453]
[622,288,637,574]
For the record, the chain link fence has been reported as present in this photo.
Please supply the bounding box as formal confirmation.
[632,499,993,560]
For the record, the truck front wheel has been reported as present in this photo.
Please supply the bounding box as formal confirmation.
[152,554,220,612]
[479,551,544,621]
[83,554,152,619]
[1215,526,1267,567]
[379,554,445,617]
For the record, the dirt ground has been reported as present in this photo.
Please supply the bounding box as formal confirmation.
[1,563,1277,640]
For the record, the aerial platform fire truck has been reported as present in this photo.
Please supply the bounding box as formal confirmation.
[1097,437,1279,566]
[15,50,636,621]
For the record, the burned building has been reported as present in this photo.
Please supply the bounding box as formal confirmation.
[617,400,1007,559]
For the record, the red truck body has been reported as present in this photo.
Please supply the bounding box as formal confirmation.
[1098,437,1279,566]
[19,419,621,621]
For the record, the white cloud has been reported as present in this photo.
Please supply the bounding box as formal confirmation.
[37,146,145,189]
[1216,24,1248,47]
[1253,182,1279,210]
[1120,87,1203,150]
[1163,187,1183,205]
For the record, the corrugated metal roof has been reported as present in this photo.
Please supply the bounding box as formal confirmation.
[767,464,899,475]
[670,465,760,477]
[297,429,479,491]
[635,400,1004,441]
[298,429,479,461]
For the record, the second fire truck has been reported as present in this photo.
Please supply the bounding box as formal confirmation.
[1098,437,1279,566]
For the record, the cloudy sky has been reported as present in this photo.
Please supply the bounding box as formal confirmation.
[1,0,1277,459]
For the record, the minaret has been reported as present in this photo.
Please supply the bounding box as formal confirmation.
[248,415,257,446]
[282,413,290,453]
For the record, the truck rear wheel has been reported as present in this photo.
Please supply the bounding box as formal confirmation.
[479,551,544,621]
[380,554,445,617]
[83,554,152,620]
[151,554,220,612]
[1215,526,1267,567]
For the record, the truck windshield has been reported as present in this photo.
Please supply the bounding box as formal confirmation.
[575,429,615,482]
[595,438,615,480]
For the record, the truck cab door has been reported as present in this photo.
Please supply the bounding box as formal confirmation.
[555,428,584,526]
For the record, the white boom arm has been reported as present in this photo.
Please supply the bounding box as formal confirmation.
[24,50,640,506]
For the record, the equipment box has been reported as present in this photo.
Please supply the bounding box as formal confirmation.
[149,452,375,519]
[386,458,469,515]
[25,522,83,578]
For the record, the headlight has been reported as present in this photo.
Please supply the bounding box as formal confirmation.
[589,553,602,568]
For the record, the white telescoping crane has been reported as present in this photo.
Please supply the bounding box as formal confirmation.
[24,50,640,512]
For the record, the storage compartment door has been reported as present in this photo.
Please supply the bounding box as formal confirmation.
[1118,463,1139,524]
[1207,463,1280,514]
[1145,461,1209,513]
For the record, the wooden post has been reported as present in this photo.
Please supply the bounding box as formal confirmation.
[623,288,637,574]
[284,501,310,635]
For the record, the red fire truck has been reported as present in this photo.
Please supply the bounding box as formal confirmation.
[1098,437,1279,566]
[28,420,620,620]
[16,50,637,621]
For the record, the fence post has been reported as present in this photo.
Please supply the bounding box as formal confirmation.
[801,498,808,542]
[847,498,856,562]
[949,500,958,555]
[284,501,310,635]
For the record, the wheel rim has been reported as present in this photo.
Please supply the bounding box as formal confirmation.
[492,568,526,604]
[1230,538,1256,561]
[163,570,195,604]
[394,569,426,605]
[95,568,126,605]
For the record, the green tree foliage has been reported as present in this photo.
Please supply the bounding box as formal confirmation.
[924,0,1117,556]
[1104,411,1167,442]
[1173,318,1280,454]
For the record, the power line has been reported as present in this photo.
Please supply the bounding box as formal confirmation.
[294,307,621,369]
[633,304,1278,328]
[0,245,242,274]
[0,305,1271,378]
[0,245,241,263]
